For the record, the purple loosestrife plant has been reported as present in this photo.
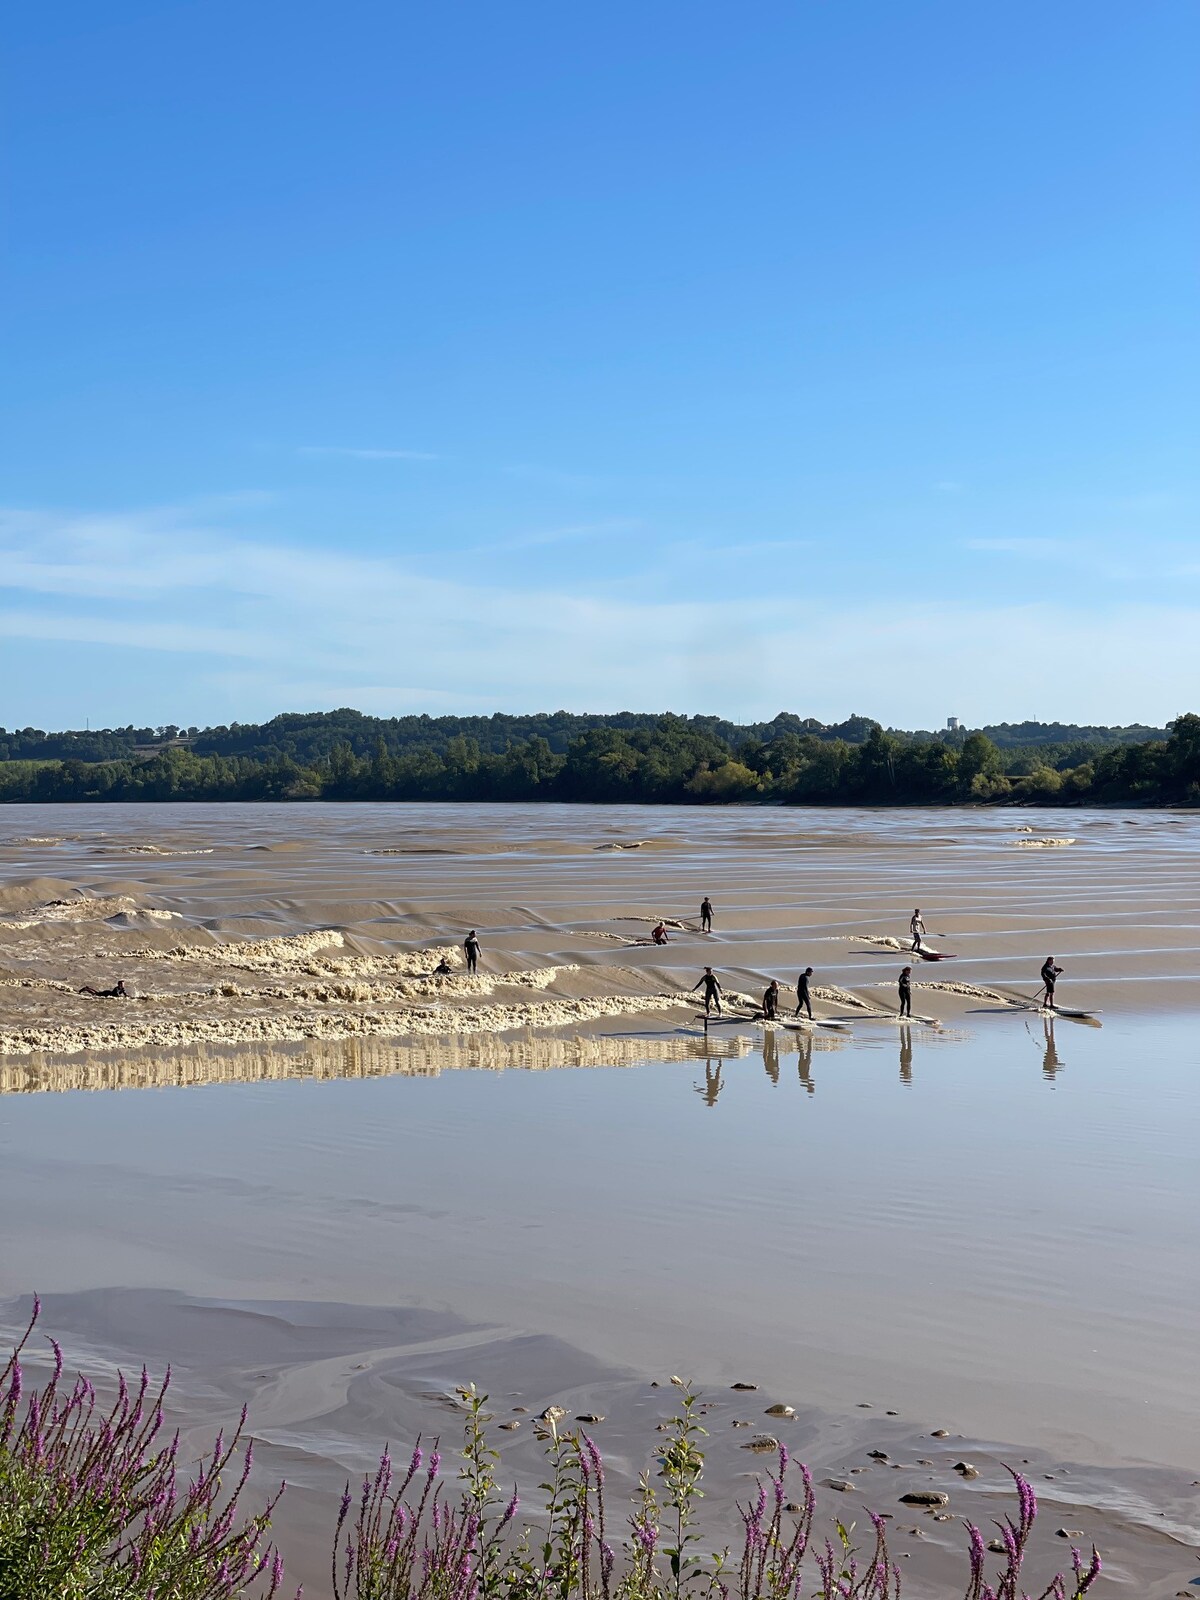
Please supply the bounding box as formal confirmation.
[2,1305,1106,1600]
[0,1299,295,1600]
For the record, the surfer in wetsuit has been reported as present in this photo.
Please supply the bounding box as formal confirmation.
[898,965,912,1018]
[432,957,453,976]
[909,908,926,952]
[1039,956,1063,1011]
[795,966,814,1020]
[700,897,713,934]
[762,979,780,1020]
[464,930,481,975]
[79,979,131,998]
[692,966,723,1015]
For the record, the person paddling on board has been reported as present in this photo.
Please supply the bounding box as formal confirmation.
[700,897,713,934]
[464,930,481,975]
[761,979,780,1020]
[692,966,723,1015]
[795,966,814,1020]
[1039,956,1063,1011]
[909,909,926,953]
[898,965,912,1018]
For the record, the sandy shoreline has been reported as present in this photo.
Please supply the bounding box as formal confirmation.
[4,1287,1198,1600]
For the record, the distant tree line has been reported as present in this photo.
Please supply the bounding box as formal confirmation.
[0,708,1167,769]
[1,712,1197,807]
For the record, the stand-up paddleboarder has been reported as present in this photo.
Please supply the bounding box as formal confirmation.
[909,908,926,952]
[795,966,814,1020]
[898,965,912,1018]
[464,929,481,975]
[700,897,714,934]
[692,966,723,1015]
[1040,955,1063,1011]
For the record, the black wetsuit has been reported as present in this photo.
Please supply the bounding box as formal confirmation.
[693,973,722,1014]
[1040,961,1061,1008]
[898,973,912,1018]
[700,899,713,933]
[763,983,779,1020]
[795,973,813,1020]
[464,935,481,975]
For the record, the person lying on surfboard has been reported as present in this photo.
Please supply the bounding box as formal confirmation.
[1040,956,1064,1010]
[909,908,926,951]
[795,966,814,1019]
[692,966,723,1015]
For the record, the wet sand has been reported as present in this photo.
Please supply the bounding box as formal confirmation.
[2,803,1199,1595]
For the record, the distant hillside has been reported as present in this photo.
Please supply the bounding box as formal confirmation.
[0,709,1169,769]
[1,710,1196,808]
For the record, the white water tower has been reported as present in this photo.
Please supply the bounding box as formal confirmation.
[946,716,960,731]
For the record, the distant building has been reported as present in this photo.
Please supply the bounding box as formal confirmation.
[946,717,960,731]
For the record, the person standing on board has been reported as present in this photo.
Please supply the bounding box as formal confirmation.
[909,908,926,952]
[898,965,913,1018]
[1039,955,1063,1011]
[464,929,481,975]
[692,966,723,1015]
[795,965,815,1020]
[700,897,714,934]
[761,979,780,1020]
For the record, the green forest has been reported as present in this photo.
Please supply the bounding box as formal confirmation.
[1,709,1197,806]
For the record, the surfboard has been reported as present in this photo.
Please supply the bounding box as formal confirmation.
[1035,1006,1101,1020]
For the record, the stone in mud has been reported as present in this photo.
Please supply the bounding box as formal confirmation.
[868,1449,889,1461]
[512,1406,528,1413]
[539,1405,567,1424]
[785,1502,803,1514]
[576,1413,605,1423]
[954,1461,979,1478]
[987,1539,1005,1553]
[900,1491,949,1507]
[823,1479,854,1492]
[930,1428,950,1438]
[730,1420,750,1428]
[499,1421,520,1431]
[765,1404,795,1417]
[1055,1528,1085,1539]
[731,1381,758,1391]
[932,1513,952,1522]
[743,1435,780,1453]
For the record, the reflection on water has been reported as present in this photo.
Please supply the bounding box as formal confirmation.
[1040,1016,1064,1082]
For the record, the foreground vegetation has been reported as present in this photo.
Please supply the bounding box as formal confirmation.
[1,711,1198,807]
[1,1302,1102,1599]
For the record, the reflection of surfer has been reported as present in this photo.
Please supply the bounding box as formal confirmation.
[1041,1016,1063,1081]
[899,1025,913,1085]
[700,897,714,933]
[697,1059,723,1106]
[692,966,723,1015]
[898,965,912,1018]
[1039,956,1063,1011]
[794,966,814,1020]
[797,1034,815,1096]
[909,908,926,952]
[762,1029,780,1084]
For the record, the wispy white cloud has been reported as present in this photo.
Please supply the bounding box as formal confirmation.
[0,502,1196,726]
[298,446,441,461]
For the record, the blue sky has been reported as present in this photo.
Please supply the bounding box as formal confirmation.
[2,0,1197,730]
